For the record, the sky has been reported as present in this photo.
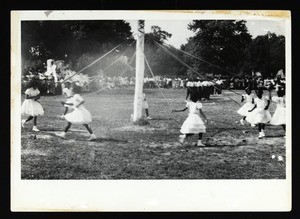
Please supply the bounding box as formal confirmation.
[127,20,285,48]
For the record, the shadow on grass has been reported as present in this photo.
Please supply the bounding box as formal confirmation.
[264,135,285,139]
[150,117,173,121]
[41,128,87,133]
[48,132,128,143]
[183,142,256,148]
[206,127,240,138]
[90,137,128,143]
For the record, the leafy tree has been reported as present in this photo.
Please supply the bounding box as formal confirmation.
[245,32,285,77]
[21,21,50,75]
[144,26,186,78]
[21,20,134,77]
[182,20,252,77]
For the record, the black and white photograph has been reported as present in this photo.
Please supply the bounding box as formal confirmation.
[11,10,291,211]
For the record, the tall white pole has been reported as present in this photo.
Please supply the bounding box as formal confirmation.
[133,20,145,122]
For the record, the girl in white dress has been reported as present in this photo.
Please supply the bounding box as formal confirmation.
[172,93,207,146]
[56,85,96,140]
[142,93,151,119]
[59,81,73,118]
[237,87,254,125]
[246,89,271,138]
[270,88,286,132]
[21,80,44,131]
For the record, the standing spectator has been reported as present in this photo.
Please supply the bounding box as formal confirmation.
[229,77,235,89]
[142,93,152,119]
[196,80,203,101]
[257,77,264,90]
[167,78,172,89]
[274,75,285,91]
[180,78,184,89]
[244,77,250,89]
[215,78,223,95]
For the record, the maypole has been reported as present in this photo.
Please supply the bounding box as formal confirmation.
[133,20,145,122]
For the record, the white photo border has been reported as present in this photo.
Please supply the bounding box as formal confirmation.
[11,10,291,212]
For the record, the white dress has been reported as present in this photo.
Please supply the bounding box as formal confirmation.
[270,96,286,125]
[64,94,92,124]
[21,88,44,116]
[180,101,206,134]
[246,96,272,124]
[63,87,73,108]
[142,93,149,109]
[237,94,255,116]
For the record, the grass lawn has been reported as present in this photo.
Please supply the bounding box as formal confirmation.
[21,87,286,179]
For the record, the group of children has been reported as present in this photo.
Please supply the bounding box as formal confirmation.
[172,85,285,146]
[186,80,219,101]
[237,87,286,139]
[21,80,97,141]
[21,79,286,145]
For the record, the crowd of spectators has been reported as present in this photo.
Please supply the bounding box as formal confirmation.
[22,59,285,95]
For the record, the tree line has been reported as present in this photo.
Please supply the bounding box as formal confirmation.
[21,20,285,79]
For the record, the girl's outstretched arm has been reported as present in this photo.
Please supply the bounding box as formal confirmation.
[268,87,272,100]
[172,107,188,113]
[34,95,40,100]
[264,99,271,110]
[61,101,74,106]
[248,104,257,112]
[25,94,39,99]
[76,100,85,108]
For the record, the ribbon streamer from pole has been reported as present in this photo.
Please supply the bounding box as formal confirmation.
[81,52,126,90]
[146,35,242,106]
[144,52,174,110]
[61,41,127,84]
[82,51,137,97]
